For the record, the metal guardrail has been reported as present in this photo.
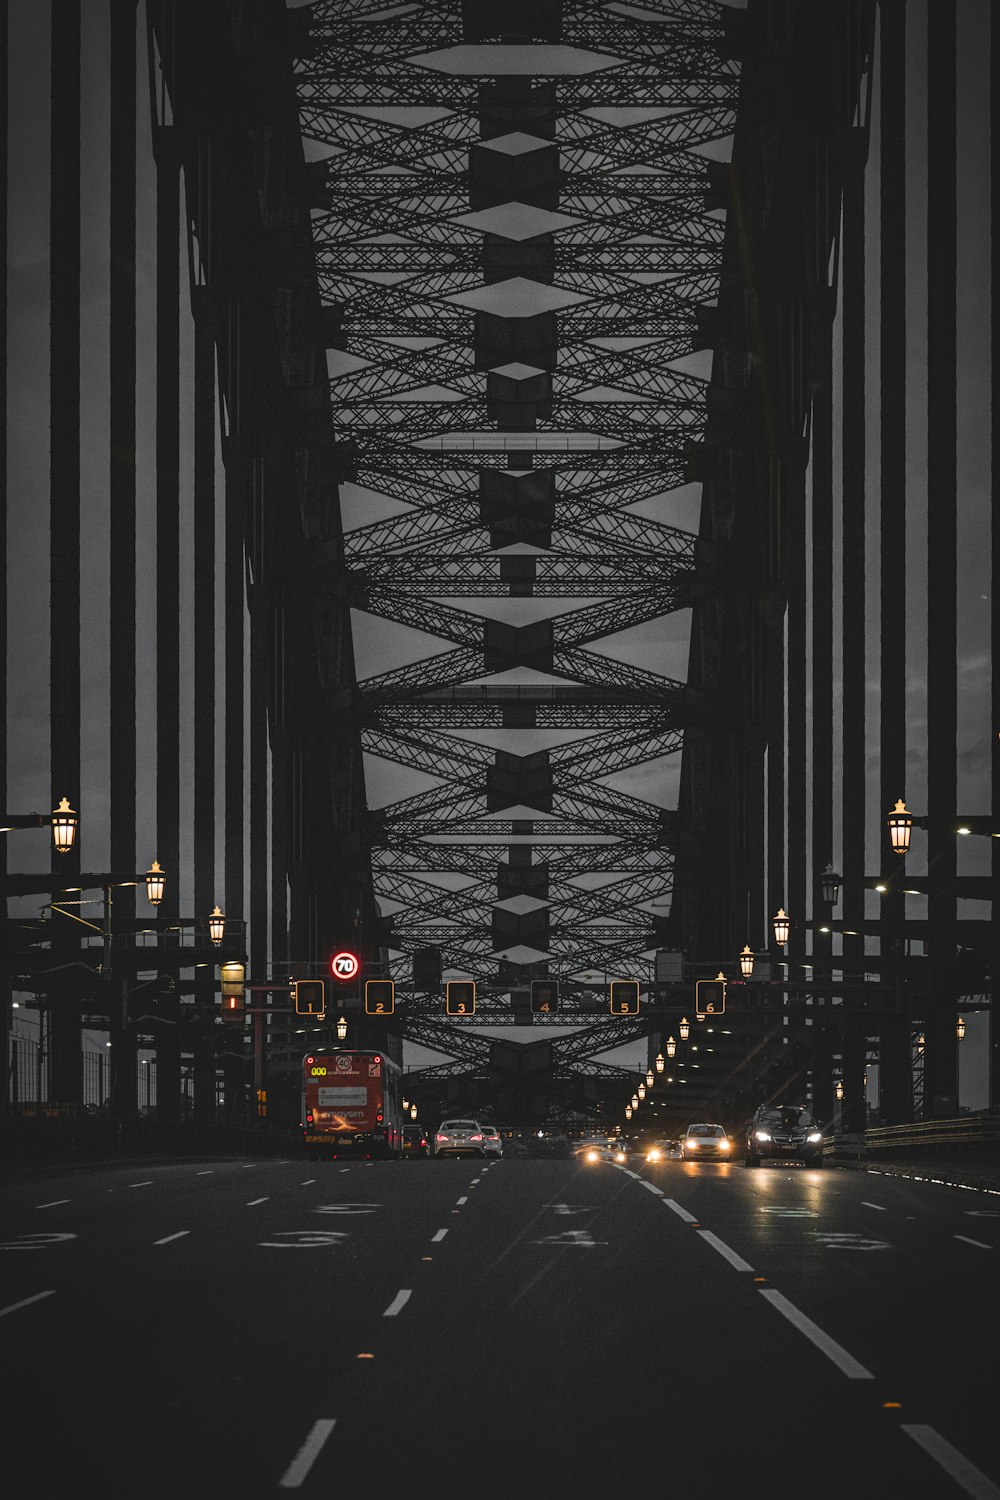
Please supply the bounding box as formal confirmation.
[863,1112,1000,1153]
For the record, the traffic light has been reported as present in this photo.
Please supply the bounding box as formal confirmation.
[530,979,559,1015]
[220,961,246,1020]
[365,979,395,1015]
[695,976,726,1017]
[609,978,640,1015]
[412,945,442,990]
[294,978,326,1016]
[445,979,476,1016]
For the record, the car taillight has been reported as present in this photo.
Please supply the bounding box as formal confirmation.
[436,1133,448,1142]
[470,1133,483,1141]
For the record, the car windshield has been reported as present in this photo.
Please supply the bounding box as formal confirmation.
[689,1125,725,1137]
[442,1121,477,1130]
[759,1108,814,1129]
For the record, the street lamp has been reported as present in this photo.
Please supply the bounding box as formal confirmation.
[654,1051,665,1073]
[819,864,842,905]
[637,1083,646,1101]
[739,944,754,978]
[772,908,790,946]
[678,1017,690,1041]
[409,1103,417,1120]
[916,1032,925,1055]
[207,906,225,944]
[645,1069,654,1088]
[887,799,913,855]
[665,1035,676,1058]
[145,861,166,907]
[956,1016,966,1041]
[336,1015,348,1041]
[630,1093,639,1109]
[50,798,79,854]
[402,1097,409,1112]
[625,1104,632,1119]
[835,1079,845,1101]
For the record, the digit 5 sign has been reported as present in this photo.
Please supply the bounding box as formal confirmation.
[331,951,360,981]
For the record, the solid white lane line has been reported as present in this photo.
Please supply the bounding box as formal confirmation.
[902,1424,1000,1500]
[154,1231,190,1246]
[431,1229,448,1242]
[383,1289,411,1317]
[0,1290,56,1318]
[663,1199,698,1223]
[641,1181,663,1196]
[758,1289,873,1379]
[36,1200,70,1209]
[278,1418,337,1489]
[954,1235,993,1249]
[246,1198,269,1206]
[697,1230,754,1272]
[860,1201,887,1211]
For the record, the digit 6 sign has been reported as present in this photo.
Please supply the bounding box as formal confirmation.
[331,951,360,981]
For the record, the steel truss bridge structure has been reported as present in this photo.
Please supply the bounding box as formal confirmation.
[1,0,996,1140]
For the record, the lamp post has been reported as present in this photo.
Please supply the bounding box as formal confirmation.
[654,1052,665,1073]
[336,1015,348,1041]
[678,1017,689,1042]
[739,945,754,978]
[665,1035,676,1058]
[772,908,790,947]
[1,798,79,854]
[208,906,226,945]
[819,865,842,906]
[887,800,913,855]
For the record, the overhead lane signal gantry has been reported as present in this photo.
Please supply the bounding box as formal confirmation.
[609,979,641,1015]
[294,978,326,1017]
[695,973,727,1018]
[530,978,560,1015]
[445,979,476,1017]
[365,979,395,1015]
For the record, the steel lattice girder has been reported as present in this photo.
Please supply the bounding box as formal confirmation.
[290,1,735,1061]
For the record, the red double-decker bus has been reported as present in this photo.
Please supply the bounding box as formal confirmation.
[301,1049,404,1160]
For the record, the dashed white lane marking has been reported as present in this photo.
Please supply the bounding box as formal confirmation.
[127,1181,153,1189]
[246,1198,269,1206]
[431,1229,448,1242]
[758,1289,873,1379]
[301,1179,316,1186]
[954,1235,993,1249]
[902,1424,1000,1499]
[860,1201,887,1211]
[0,1290,56,1318]
[456,1196,468,1205]
[383,1289,411,1317]
[36,1200,70,1209]
[697,1230,754,1272]
[663,1199,698,1223]
[154,1231,190,1246]
[641,1181,663,1196]
[196,1170,213,1176]
[278,1418,337,1489]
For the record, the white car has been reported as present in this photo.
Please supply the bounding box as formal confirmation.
[433,1118,488,1158]
[681,1123,732,1160]
[480,1125,503,1157]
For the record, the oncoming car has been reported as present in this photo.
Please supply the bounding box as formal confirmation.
[681,1123,732,1161]
[745,1104,824,1168]
[644,1138,678,1164]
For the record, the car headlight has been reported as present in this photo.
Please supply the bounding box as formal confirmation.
[719,1139,730,1150]
[755,1130,772,1142]
[647,1149,661,1161]
[807,1131,822,1143]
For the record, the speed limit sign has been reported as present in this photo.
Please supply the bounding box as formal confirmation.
[331,951,360,981]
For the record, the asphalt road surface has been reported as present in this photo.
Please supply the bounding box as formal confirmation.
[2,1152,997,1498]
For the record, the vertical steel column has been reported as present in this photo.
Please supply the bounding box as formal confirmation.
[192,275,217,1120]
[786,438,807,976]
[877,0,911,1123]
[810,286,834,1086]
[924,0,958,1117]
[992,1,1000,1115]
[840,113,868,1136]
[0,0,9,1122]
[150,22,181,1118]
[110,0,138,1006]
[48,0,83,1110]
